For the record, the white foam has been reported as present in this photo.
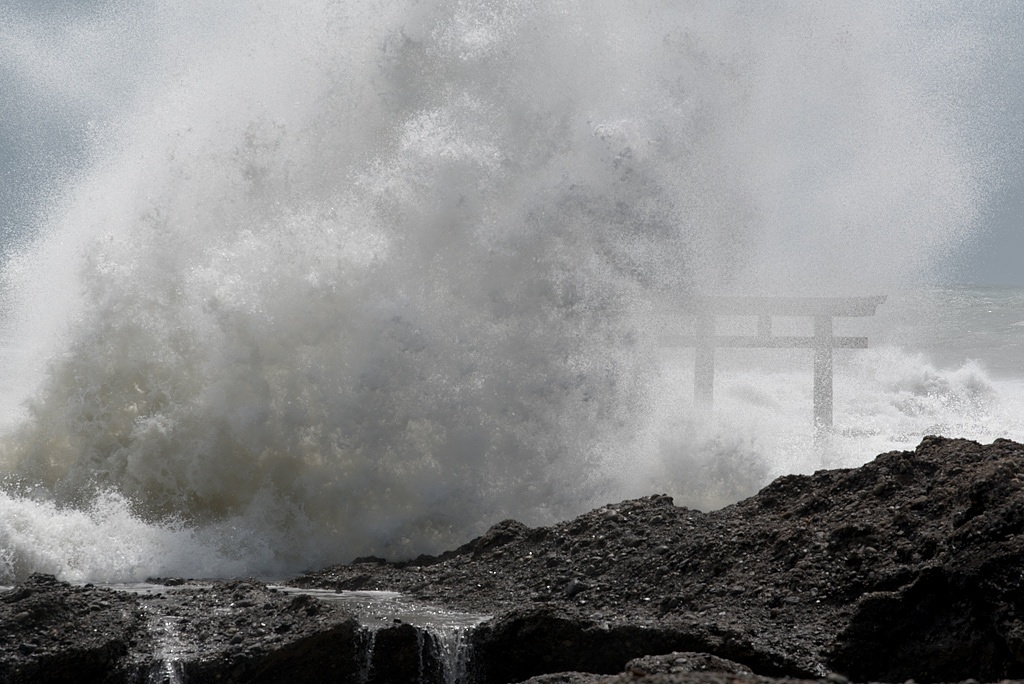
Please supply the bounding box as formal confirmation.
[0,491,255,583]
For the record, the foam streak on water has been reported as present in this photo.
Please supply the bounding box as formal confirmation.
[274,588,488,684]
[0,2,1017,581]
[145,613,189,684]
[358,629,377,684]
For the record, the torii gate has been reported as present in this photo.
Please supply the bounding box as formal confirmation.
[663,295,886,430]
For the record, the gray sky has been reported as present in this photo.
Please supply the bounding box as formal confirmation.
[966,175,1024,285]
[957,3,1024,286]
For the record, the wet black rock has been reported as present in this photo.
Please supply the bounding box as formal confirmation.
[157,581,364,684]
[516,651,754,683]
[5,436,1024,683]
[298,437,1024,682]
[0,577,368,684]
[0,573,144,684]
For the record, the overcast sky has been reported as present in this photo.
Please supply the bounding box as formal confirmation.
[965,161,1024,285]
[1,1,1022,285]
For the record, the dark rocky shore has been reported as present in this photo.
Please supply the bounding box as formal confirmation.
[4,436,1024,683]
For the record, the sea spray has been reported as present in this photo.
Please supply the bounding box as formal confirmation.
[0,1,1012,582]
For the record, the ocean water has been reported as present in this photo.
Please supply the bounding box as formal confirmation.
[0,2,1020,583]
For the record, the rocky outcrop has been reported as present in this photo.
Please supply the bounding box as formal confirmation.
[516,651,755,683]
[0,577,381,683]
[299,436,1024,682]
[0,574,144,683]
[3,436,1024,683]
